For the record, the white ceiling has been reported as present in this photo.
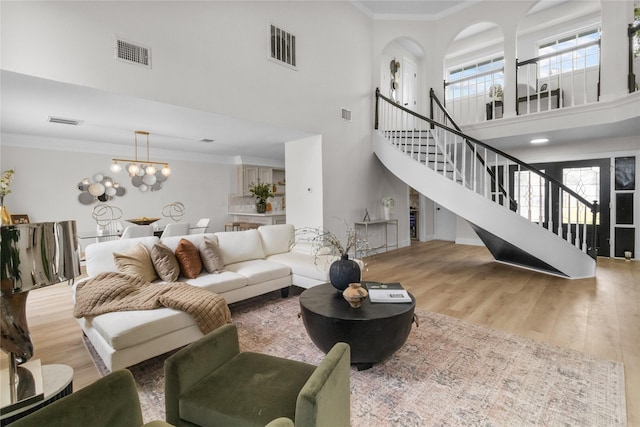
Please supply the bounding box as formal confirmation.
[1,71,312,164]
[353,0,473,20]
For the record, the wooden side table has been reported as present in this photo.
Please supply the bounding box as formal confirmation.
[1,365,73,426]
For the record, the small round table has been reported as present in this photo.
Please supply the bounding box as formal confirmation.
[0,364,73,426]
[299,283,415,370]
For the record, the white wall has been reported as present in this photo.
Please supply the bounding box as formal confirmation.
[0,142,233,233]
[285,136,323,229]
[1,1,377,243]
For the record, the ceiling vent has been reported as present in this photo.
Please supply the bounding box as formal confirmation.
[114,37,151,68]
[269,24,296,70]
[47,116,83,126]
[341,108,352,122]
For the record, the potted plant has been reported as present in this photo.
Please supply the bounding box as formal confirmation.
[248,179,275,213]
[488,83,503,102]
[381,196,395,220]
[1,169,15,225]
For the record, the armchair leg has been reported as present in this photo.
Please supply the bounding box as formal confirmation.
[280,287,290,298]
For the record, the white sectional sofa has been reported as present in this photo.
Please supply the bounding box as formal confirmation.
[75,224,345,371]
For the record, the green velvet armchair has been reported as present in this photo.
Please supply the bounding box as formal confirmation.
[164,324,351,427]
[9,369,173,427]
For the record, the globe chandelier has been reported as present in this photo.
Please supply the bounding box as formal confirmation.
[110,130,171,192]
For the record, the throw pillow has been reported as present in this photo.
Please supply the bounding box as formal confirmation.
[175,238,203,279]
[150,242,180,282]
[199,236,224,274]
[113,243,158,282]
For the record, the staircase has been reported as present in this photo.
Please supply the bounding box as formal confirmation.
[374,88,598,279]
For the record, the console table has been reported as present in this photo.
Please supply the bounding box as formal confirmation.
[354,219,398,257]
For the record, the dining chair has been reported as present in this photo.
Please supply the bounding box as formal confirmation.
[121,224,154,239]
[191,218,210,234]
[96,220,124,242]
[161,222,190,238]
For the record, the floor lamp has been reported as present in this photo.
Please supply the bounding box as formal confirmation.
[1,221,81,414]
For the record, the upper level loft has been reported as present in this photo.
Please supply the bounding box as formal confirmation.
[380,0,640,154]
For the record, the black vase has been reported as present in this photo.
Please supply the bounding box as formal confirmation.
[256,201,267,213]
[329,254,361,293]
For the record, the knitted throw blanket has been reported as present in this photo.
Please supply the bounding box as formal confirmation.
[74,271,231,334]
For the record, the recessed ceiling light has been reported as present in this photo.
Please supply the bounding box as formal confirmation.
[530,138,549,144]
[199,138,215,143]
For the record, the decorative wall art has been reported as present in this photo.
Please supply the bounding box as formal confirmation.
[91,204,123,228]
[162,201,185,222]
[389,59,400,103]
[78,173,125,205]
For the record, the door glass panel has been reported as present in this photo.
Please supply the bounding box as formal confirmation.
[514,170,545,222]
[562,166,600,224]
[616,193,634,225]
[615,156,635,190]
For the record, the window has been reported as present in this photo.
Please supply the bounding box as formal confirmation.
[537,27,600,78]
[446,56,504,99]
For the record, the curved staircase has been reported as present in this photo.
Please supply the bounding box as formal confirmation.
[374,89,597,278]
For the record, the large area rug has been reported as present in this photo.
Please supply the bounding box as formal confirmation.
[86,290,626,426]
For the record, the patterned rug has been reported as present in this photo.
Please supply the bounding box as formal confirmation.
[85,289,627,426]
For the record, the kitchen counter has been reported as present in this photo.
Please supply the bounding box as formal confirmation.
[228,212,286,217]
[229,212,286,225]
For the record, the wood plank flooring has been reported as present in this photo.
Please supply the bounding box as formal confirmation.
[2,240,638,425]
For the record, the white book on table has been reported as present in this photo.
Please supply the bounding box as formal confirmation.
[366,282,411,303]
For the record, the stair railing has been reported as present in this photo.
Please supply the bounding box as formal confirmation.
[375,88,599,258]
[430,89,516,211]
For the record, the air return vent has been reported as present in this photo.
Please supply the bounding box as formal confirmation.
[341,108,352,122]
[115,37,151,68]
[269,24,296,69]
[47,116,83,126]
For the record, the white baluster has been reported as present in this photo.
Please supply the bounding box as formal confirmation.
[567,195,573,245]
[557,187,563,236]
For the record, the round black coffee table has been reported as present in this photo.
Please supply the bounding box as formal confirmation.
[299,282,416,370]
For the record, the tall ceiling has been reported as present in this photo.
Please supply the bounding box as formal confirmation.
[353,0,473,19]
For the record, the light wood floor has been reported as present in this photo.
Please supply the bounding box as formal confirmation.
[2,240,638,425]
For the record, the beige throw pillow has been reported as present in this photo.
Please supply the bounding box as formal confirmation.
[175,238,203,279]
[113,243,158,282]
[150,242,180,282]
[199,236,224,274]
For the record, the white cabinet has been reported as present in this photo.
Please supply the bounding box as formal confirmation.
[258,167,272,186]
[237,165,283,196]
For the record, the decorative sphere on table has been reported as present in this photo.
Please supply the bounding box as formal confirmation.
[329,254,361,292]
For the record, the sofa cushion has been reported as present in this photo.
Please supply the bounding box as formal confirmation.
[199,237,224,274]
[181,271,247,294]
[215,230,266,265]
[180,352,315,427]
[266,252,338,282]
[85,236,159,277]
[258,224,295,256]
[150,242,180,282]
[113,243,158,282]
[175,239,203,279]
[90,308,196,351]
[223,260,290,286]
[161,233,217,253]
